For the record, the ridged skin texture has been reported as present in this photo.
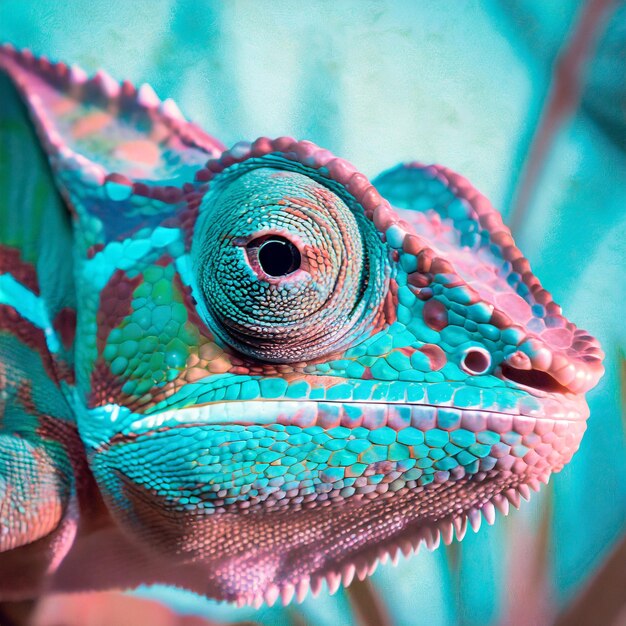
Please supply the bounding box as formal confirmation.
[0,44,604,607]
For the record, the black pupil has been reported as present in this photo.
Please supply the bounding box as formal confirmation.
[257,237,301,277]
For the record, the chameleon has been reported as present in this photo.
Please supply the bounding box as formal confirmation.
[0,44,604,609]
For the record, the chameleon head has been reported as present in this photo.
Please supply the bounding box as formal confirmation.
[0,47,602,608]
[74,139,604,605]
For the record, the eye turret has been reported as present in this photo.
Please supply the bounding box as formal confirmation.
[192,166,386,363]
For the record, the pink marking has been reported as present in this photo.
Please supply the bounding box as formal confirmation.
[362,407,386,430]
[316,410,342,430]
[383,280,398,325]
[495,292,533,324]
[52,307,77,350]
[417,344,447,371]
[513,459,528,474]
[113,140,161,166]
[0,246,40,294]
[410,405,437,430]
[535,443,553,458]
[87,243,105,259]
[96,270,142,355]
[341,410,364,429]
[554,421,570,437]
[543,327,573,349]
[497,456,516,471]
[51,97,76,115]
[422,298,448,331]
[513,416,536,436]
[71,111,111,139]
[0,305,58,383]
[490,443,510,459]
[489,414,513,433]
[387,407,410,430]
[534,419,554,436]
[461,411,488,432]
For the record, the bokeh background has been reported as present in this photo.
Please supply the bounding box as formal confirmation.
[2,1,625,624]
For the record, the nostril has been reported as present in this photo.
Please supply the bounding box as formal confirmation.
[501,364,569,393]
[460,347,492,375]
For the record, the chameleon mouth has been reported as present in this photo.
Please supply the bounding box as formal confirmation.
[122,373,589,424]
[118,399,588,442]
[121,391,589,436]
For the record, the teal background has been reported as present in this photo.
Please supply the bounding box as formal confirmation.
[2,1,625,624]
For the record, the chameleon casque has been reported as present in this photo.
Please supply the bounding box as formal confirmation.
[0,44,604,608]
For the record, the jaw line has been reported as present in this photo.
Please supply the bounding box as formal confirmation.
[120,395,587,436]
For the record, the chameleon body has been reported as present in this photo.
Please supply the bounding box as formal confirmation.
[0,45,604,607]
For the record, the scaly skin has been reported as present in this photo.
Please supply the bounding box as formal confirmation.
[0,44,604,607]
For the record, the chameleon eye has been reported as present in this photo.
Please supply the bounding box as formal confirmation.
[247,235,302,278]
[192,166,385,363]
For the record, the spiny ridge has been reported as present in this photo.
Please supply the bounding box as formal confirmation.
[242,481,538,607]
